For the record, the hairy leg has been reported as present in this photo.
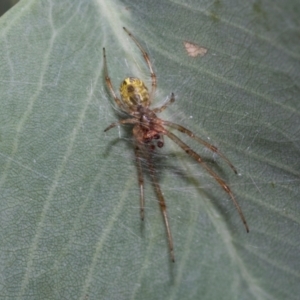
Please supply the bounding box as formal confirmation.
[144,147,175,262]
[153,93,175,114]
[163,128,249,232]
[134,144,145,220]
[123,27,157,105]
[161,120,237,174]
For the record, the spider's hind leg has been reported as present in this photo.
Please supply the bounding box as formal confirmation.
[103,47,129,113]
[153,93,175,114]
[123,27,157,105]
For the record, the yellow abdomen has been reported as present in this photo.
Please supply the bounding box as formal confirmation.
[120,77,150,108]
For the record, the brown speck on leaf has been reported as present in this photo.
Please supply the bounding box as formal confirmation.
[184,41,208,57]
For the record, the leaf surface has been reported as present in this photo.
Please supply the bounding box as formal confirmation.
[0,0,299,299]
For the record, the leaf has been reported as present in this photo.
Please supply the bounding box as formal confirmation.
[0,0,299,299]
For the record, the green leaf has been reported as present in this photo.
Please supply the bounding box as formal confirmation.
[0,0,299,299]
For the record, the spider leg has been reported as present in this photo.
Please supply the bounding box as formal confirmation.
[153,93,175,114]
[104,118,138,132]
[123,27,157,105]
[103,48,130,113]
[143,147,175,262]
[161,120,238,174]
[134,144,145,220]
[163,128,249,233]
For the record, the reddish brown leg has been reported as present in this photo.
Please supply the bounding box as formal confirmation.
[134,144,145,220]
[153,93,175,114]
[145,149,175,262]
[123,27,157,105]
[161,120,238,174]
[104,118,138,132]
[163,128,249,233]
[103,47,130,113]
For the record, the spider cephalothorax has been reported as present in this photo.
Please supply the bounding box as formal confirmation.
[132,111,165,150]
[103,27,249,262]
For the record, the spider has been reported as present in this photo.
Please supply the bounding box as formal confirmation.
[103,27,249,262]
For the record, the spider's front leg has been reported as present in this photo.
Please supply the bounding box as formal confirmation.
[137,140,175,262]
[134,144,145,221]
[133,124,175,262]
[146,150,175,262]
[104,118,138,132]
[161,120,238,174]
[162,127,249,233]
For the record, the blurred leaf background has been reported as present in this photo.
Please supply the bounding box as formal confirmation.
[0,0,19,17]
[0,0,299,299]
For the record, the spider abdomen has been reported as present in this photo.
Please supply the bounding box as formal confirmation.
[120,77,150,108]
